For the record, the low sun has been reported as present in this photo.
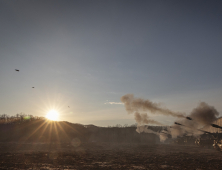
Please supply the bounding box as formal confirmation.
[46,110,59,121]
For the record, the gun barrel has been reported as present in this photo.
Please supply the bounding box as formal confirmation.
[175,122,183,126]
[185,116,222,130]
[186,117,192,120]
[211,124,222,130]
[174,122,212,134]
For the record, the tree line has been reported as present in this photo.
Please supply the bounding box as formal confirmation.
[0,113,45,124]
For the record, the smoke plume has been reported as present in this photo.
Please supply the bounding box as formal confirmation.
[135,112,163,126]
[122,94,220,141]
[121,94,185,118]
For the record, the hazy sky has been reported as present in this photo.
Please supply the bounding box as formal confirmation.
[1,0,222,126]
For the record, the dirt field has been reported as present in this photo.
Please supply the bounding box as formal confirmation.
[0,142,222,169]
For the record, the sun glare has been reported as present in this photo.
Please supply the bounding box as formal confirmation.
[46,110,59,121]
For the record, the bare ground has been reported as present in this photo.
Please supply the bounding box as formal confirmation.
[0,143,222,169]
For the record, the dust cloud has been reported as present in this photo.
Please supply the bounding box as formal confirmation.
[136,126,159,135]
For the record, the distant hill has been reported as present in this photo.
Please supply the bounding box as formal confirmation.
[0,119,161,144]
[0,119,90,143]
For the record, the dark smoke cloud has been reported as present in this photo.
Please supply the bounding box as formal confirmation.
[170,102,220,138]
[121,94,185,118]
[135,112,163,126]
[190,102,219,126]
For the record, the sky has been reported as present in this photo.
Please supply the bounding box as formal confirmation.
[0,0,222,127]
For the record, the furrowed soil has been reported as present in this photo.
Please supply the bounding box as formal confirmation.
[0,143,221,169]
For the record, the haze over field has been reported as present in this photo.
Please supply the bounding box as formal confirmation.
[1,0,222,126]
